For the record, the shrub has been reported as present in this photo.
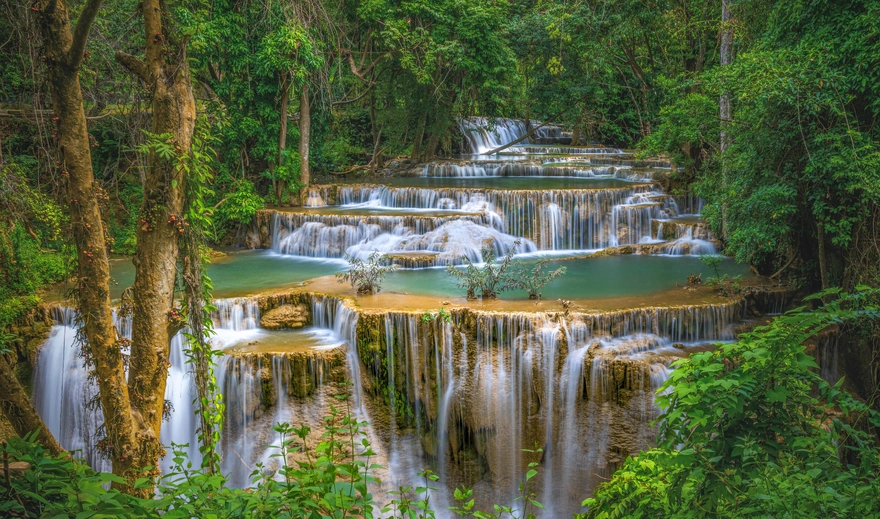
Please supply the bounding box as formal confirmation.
[446,244,519,300]
[215,179,265,227]
[698,253,723,278]
[336,251,396,294]
[508,257,567,300]
[1,405,546,518]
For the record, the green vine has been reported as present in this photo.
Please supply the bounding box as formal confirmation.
[169,120,225,474]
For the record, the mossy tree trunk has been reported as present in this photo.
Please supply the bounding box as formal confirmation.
[34,0,134,468]
[115,0,196,496]
[299,82,311,187]
[278,71,291,204]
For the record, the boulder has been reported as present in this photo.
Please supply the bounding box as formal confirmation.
[260,304,310,329]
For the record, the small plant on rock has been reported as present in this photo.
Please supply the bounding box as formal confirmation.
[446,244,519,300]
[420,307,453,323]
[336,251,396,295]
[707,274,743,298]
[699,253,742,297]
[508,257,567,300]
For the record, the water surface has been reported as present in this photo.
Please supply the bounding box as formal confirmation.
[382,254,749,300]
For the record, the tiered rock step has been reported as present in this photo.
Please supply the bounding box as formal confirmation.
[499,145,627,155]
[423,161,623,178]
[267,181,680,257]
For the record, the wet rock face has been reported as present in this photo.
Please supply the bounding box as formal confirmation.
[260,304,311,329]
[238,210,274,248]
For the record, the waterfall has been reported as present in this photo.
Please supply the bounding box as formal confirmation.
[34,299,264,478]
[333,184,679,251]
[423,162,620,178]
[33,308,111,472]
[458,117,582,154]
[459,117,530,154]
[369,307,711,515]
[662,225,717,256]
[271,211,504,260]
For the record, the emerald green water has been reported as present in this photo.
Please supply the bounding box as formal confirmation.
[105,251,748,301]
[108,251,342,300]
[381,255,750,299]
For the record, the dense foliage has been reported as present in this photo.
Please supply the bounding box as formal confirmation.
[583,288,880,518]
[0,163,72,339]
[2,0,877,288]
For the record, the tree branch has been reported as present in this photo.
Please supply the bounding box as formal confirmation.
[343,48,384,82]
[114,50,149,82]
[332,82,375,107]
[68,0,104,69]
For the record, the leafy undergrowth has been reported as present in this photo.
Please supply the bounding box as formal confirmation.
[583,287,880,518]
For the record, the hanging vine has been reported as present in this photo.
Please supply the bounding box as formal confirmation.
[176,120,224,474]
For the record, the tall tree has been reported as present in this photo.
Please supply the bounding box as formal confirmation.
[31,0,199,496]
[34,0,130,468]
[719,0,734,239]
[113,0,196,494]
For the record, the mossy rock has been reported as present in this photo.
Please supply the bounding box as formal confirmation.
[260,304,310,329]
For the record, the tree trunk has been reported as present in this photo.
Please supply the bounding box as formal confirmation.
[818,221,829,290]
[411,109,427,161]
[424,113,441,161]
[279,72,290,205]
[116,0,196,495]
[369,87,383,171]
[37,0,137,475]
[720,0,734,239]
[299,82,311,187]
[571,121,581,146]
[0,355,64,455]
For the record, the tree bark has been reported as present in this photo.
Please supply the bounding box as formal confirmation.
[278,72,290,205]
[37,0,136,474]
[298,82,311,187]
[720,0,734,239]
[818,221,829,290]
[0,355,64,456]
[115,0,196,495]
[571,117,582,146]
[411,109,427,161]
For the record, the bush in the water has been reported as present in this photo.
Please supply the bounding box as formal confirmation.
[446,244,519,299]
[447,244,567,301]
[508,258,567,300]
[337,251,396,294]
[698,253,724,278]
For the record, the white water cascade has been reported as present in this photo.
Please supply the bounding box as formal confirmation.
[459,117,565,154]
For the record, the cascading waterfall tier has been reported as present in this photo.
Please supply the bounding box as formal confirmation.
[351,300,742,514]
[458,117,566,154]
[335,184,677,251]
[270,210,499,259]
[502,146,624,155]
[423,162,622,178]
[32,296,354,487]
[32,283,790,518]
